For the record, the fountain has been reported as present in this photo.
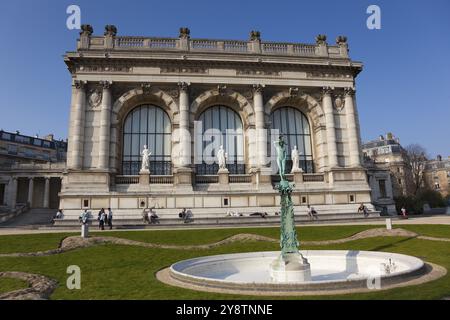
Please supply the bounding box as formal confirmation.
[157,137,440,295]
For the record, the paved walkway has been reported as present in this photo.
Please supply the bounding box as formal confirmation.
[0,215,449,236]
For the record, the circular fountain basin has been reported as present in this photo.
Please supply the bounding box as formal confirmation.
[167,250,428,293]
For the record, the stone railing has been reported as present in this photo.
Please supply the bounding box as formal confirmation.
[303,173,325,182]
[150,175,174,184]
[115,175,139,184]
[195,175,219,184]
[271,174,294,183]
[229,174,252,183]
[9,162,66,171]
[77,31,348,59]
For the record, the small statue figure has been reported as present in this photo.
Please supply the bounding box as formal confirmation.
[217,145,228,170]
[273,135,287,181]
[141,145,151,172]
[291,145,302,173]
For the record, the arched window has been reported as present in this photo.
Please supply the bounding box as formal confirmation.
[196,106,245,174]
[122,105,171,175]
[271,107,314,173]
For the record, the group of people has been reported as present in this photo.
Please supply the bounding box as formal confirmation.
[97,208,113,230]
[142,208,159,224]
[179,208,194,223]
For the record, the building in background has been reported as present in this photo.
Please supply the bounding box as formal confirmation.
[0,130,67,210]
[423,155,450,197]
[362,133,414,197]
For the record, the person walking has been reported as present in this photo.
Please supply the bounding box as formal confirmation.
[98,208,106,230]
[107,208,113,230]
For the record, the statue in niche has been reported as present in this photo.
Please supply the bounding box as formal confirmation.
[291,145,302,173]
[217,145,228,170]
[140,145,151,172]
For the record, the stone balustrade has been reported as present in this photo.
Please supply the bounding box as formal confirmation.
[76,26,349,59]
[302,173,325,182]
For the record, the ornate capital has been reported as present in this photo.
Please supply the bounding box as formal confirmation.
[74,80,87,89]
[344,87,355,97]
[80,24,93,36]
[315,34,327,45]
[250,30,261,41]
[252,84,264,94]
[104,25,117,37]
[141,83,151,94]
[99,80,112,89]
[178,81,190,93]
[322,86,333,96]
[289,87,299,98]
[179,27,190,39]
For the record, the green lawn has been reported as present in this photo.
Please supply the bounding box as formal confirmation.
[0,277,28,294]
[0,224,448,299]
[91,224,378,245]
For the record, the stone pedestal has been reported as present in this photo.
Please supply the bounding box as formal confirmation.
[386,218,392,230]
[250,167,272,185]
[81,224,89,238]
[218,168,229,185]
[174,167,193,185]
[292,169,303,184]
[270,252,311,282]
[139,170,150,186]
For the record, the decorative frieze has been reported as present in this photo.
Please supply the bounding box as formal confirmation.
[237,69,281,77]
[160,66,208,74]
[77,65,132,73]
[306,72,352,80]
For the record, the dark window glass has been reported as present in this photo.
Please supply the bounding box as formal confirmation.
[270,107,314,173]
[196,106,245,174]
[122,105,172,175]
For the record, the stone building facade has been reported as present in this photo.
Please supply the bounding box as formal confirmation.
[60,25,377,219]
[362,133,414,197]
[0,130,67,210]
[423,155,450,197]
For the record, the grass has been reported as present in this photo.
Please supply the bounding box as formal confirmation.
[0,233,77,254]
[0,277,28,294]
[91,224,378,245]
[0,224,448,299]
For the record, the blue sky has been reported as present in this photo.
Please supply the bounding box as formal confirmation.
[0,0,449,157]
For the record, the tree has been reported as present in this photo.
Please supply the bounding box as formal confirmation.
[404,144,428,194]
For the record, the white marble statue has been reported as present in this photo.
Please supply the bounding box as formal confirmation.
[217,145,228,170]
[291,145,302,173]
[141,145,151,172]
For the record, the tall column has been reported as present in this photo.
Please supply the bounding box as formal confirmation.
[43,177,50,209]
[344,88,362,167]
[9,177,18,209]
[98,81,112,169]
[253,84,266,168]
[178,82,191,167]
[27,177,34,207]
[322,87,338,168]
[70,80,87,169]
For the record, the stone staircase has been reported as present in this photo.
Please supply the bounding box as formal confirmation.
[0,208,55,228]
[52,205,387,229]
